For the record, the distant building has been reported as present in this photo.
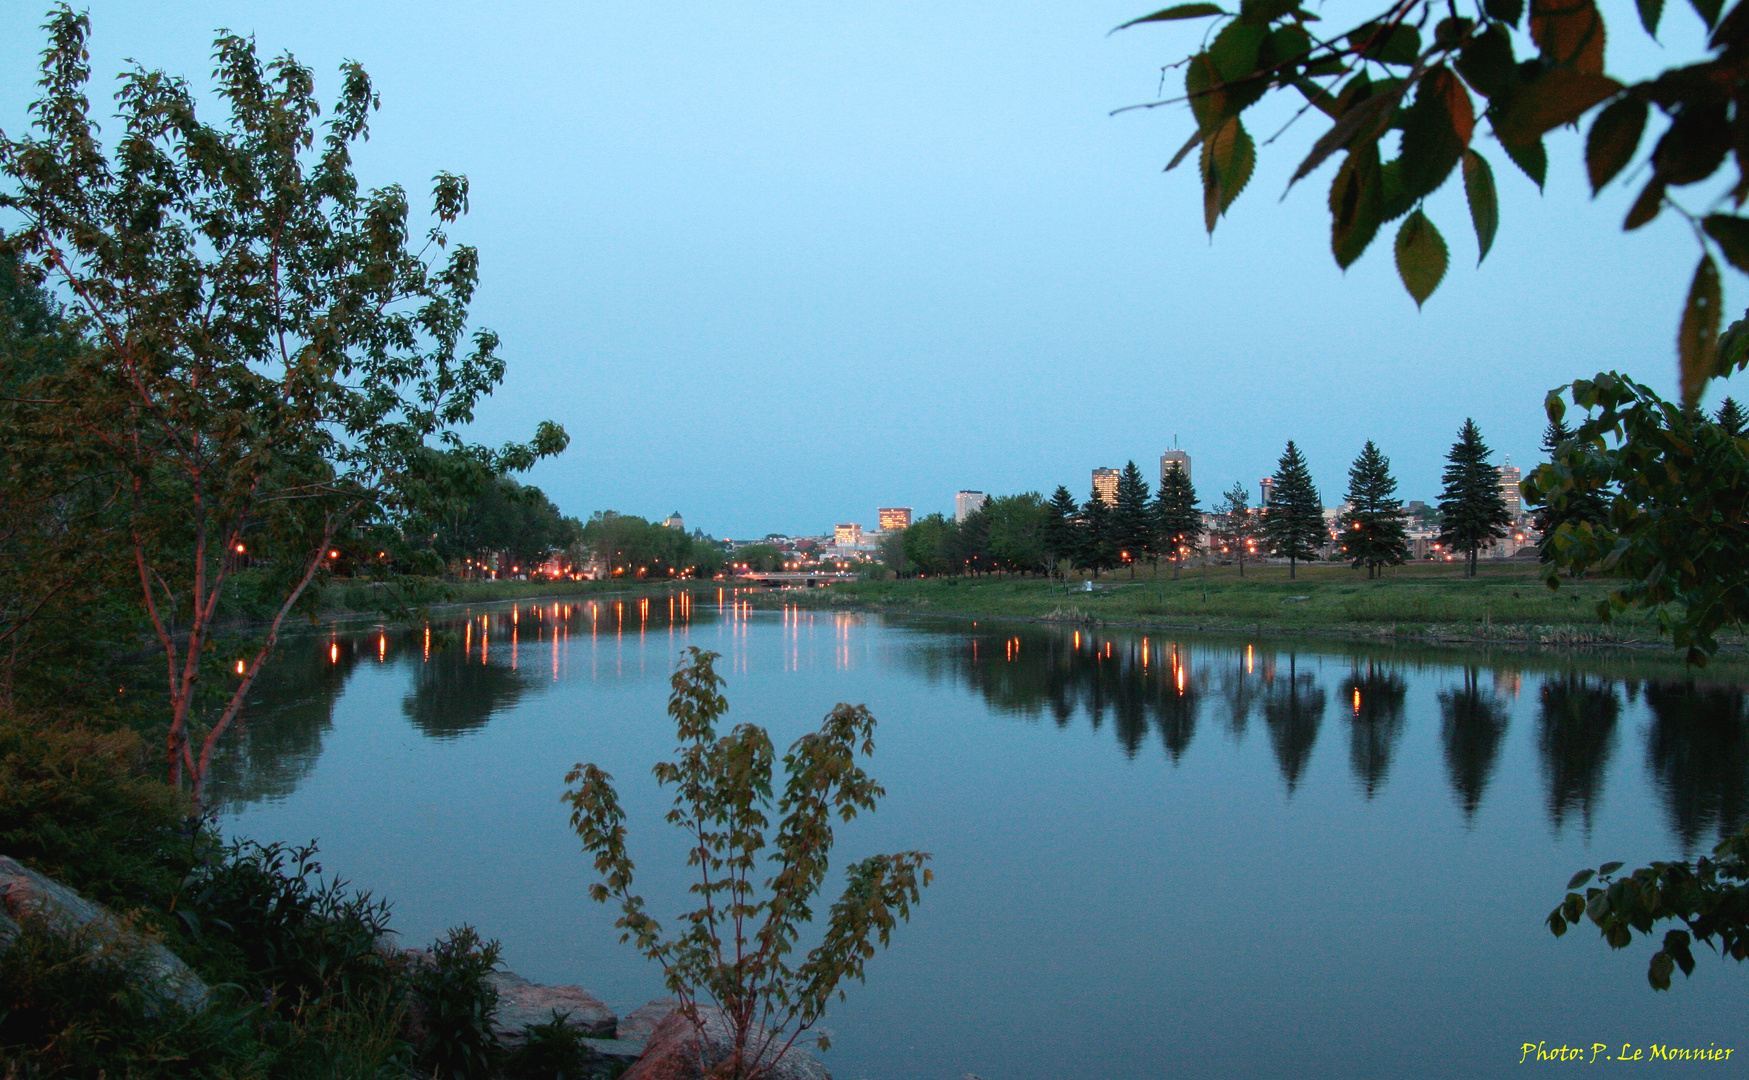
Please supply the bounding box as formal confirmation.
[665,511,684,531]
[1498,458,1523,521]
[878,507,913,531]
[954,490,988,522]
[1160,450,1191,486]
[1092,468,1119,506]
[1260,476,1276,508]
[834,523,864,546]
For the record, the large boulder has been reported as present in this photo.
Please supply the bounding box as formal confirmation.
[617,996,680,1041]
[0,854,208,1013]
[488,968,617,1044]
[622,1006,830,1080]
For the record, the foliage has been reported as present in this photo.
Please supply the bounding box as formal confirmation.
[1716,396,1746,436]
[901,513,955,577]
[0,9,566,808]
[1079,487,1119,578]
[1262,441,1323,576]
[1524,373,1749,663]
[503,1012,614,1080]
[1211,481,1258,574]
[1533,413,1608,565]
[581,511,722,579]
[1044,485,1081,576]
[407,925,504,1080]
[433,477,579,576]
[1547,824,1749,991]
[1339,440,1410,577]
[980,492,1051,574]
[1115,0,1749,401]
[1438,419,1511,576]
[1154,459,1202,576]
[1113,461,1156,576]
[563,648,932,1080]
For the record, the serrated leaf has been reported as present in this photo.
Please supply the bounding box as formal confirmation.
[1166,127,1203,171]
[1494,69,1622,143]
[1566,868,1595,890]
[1290,85,1402,186]
[1717,310,1749,374]
[1532,0,1607,73]
[1352,23,1422,65]
[1680,253,1723,407]
[1239,0,1298,24]
[1626,175,1666,228]
[1211,19,1268,81]
[1394,209,1449,306]
[1502,135,1549,187]
[1486,0,1525,25]
[1457,25,1518,99]
[1638,0,1665,34]
[1463,150,1499,263]
[1400,67,1474,199]
[1703,213,1749,272]
[1186,52,1225,134]
[1330,142,1384,267]
[1202,117,1256,231]
[1112,4,1228,32]
[1586,96,1647,193]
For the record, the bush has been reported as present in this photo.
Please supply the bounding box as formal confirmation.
[407,925,503,1080]
[502,1011,617,1080]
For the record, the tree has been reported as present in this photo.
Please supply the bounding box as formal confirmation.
[901,513,954,577]
[1078,488,1117,579]
[1718,397,1747,437]
[563,649,932,1079]
[1339,441,1410,578]
[983,492,1050,574]
[1212,481,1258,576]
[1263,441,1323,577]
[0,12,566,806]
[1438,419,1511,576]
[1154,460,1202,578]
[1114,0,1749,405]
[1533,412,1607,566]
[1113,461,1154,578]
[1043,485,1080,580]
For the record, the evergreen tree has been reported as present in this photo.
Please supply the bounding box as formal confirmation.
[1079,488,1116,579]
[1437,419,1511,577]
[1338,441,1410,578]
[1531,413,1606,566]
[1113,460,1154,578]
[1262,441,1323,578]
[1717,397,1747,437]
[1213,481,1258,576]
[1043,485,1079,579]
[1154,460,1202,579]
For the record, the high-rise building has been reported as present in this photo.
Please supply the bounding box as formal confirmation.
[1260,477,1276,508]
[834,523,864,546]
[954,490,988,522]
[1091,468,1119,506]
[1160,450,1191,486]
[878,507,913,531]
[1498,458,1523,520]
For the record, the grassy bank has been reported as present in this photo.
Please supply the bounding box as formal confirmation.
[752,561,1742,653]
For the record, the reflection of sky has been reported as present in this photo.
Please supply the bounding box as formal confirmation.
[219,598,1749,1080]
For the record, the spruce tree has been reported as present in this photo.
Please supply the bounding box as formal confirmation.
[1113,460,1154,578]
[1043,485,1080,579]
[1154,460,1201,579]
[1263,441,1323,578]
[1079,487,1116,579]
[1214,481,1257,576]
[1717,397,1746,437]
[1338,440,1409,578]
[1437,419,1511,576]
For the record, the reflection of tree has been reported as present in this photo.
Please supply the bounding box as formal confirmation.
[1155,666,1199,763]
[1263,655,1324,794]
[402,647,537,739]
[1342,666,1407,799]
[1440,667,1509,822]
[1642,683,1749,854]
[1219,667,1259,740]
[1536,674,1619,836]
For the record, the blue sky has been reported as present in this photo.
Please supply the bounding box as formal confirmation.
[1,2,1731,538]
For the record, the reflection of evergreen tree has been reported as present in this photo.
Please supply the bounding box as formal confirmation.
[1642,683,1749,854]
[1342,666,1407,799]
[1263,656,1325,794]
[402,647,537,739]
[1219,667,1258,740]
[1536,674,1619,836]
[1155,671,1199,763]
[1440,668,1509,822]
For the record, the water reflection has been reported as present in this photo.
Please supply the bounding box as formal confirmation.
[1642,683,1749,852]
[1440,668,1509,822]
[403,651,537,739]
[1262,655,1324,794]
[1535,675,1619,836]
[1342,666,1407,799]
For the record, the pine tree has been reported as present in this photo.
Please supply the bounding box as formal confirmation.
[1079,487,1116,579]
[1717,396,1746,437]
[1213,481,1258,576]
[1154,460,1201,579]
[1437,419,1511,576]
[1113,460,1153,578]
[1043,485,1079,579]
[1338,440,1409,578]
[1263,441,1323,578]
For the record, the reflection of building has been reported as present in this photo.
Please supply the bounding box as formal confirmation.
[955,490,988,522]
[1260,477,1276,508]
[834,523,864,546]
[1498,458,1523,521]
[1160,450,1191,486]
[665,511,684,531]
[878,507,913,531]
[1092,468,1119,506]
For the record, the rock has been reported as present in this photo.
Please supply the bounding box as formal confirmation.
[617,996,680,1041]
[0,854,208,1013]
[582,1037,649,1063]
[622,1007,830,1080]
[488,968,617,1044]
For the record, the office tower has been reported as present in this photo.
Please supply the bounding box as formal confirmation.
[1260,476,1276,508]
[1498,458,1523,520]
[878,507,913,531]
[955,490,988,522]
[834,523,864,546]
[1160,449,1191,486]
[1092,468,1119,506]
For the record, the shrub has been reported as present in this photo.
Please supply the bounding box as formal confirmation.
[407,924,503,1080]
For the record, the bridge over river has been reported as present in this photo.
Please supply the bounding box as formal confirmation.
[732,571,855,587]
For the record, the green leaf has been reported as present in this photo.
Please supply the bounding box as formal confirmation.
[1211,20,1268,81]
[1238,0,1299,24]
[1202,116,1257,231]
[1165,127,1203,171]
[1689,0,1724,28]
[1586,96,1647,193]
[1703,213,1749,272]
[1561,892,1586,923]
[1262,23,1312,67]
[1598,860,1624,875]
[1485,0,1525,26]
[1399,67,1475,200]
[1546,907,1568,936]
[1638,0,1665,35]
[1494,70,1622,144]
[1394,210,1449,306]
[1648,951,1675,990]
[1463,150,1499,263]
[1435,16,1476,48]
[1186,52,1225,134]
[1531,0,1607,73]
[1379,158,1415,221]
[1351,22,1422,65]
[1664,929,1696,976]
[1329,142,1384,267]
[1289,85,1402,186]
[1112,4,1228,32]
[1566,868,1595,890]
[1625,175,1665,229]
[1502,135,1549,187]
[1717,310,1749,374]
[1457,26,1518,100]
[1680,253,1723,407]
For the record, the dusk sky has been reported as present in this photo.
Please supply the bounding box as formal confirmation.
[1,2,1731,539]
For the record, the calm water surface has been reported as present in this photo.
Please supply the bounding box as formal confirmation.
[212,592,1749,1079]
